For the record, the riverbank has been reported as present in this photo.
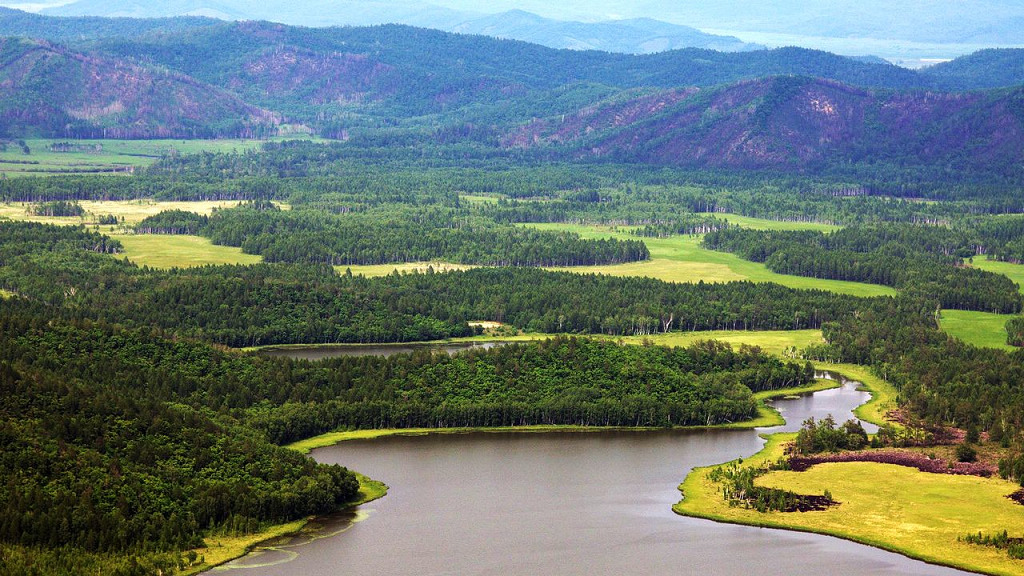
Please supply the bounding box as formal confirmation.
[284,378,841,455]
[816,362,899,428]
[674,415,1024,575]
[187,473,388,574]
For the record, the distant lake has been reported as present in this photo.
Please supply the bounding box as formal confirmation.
[222,378,967,576]
[259,341,505,360]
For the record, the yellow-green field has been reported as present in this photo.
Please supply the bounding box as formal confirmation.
[675,435,1024,576]
[526,223,896,297]
[458,194,500,205]
[336,261,478,277]
[939,309,1016,351]
[116,235,262,269]
[0,138,324,177]
[0,200,246,226]
[0,200,275,269]
[945,260,1024,350]
[817,362,899,428]
[699,212,841,232]
[257,329,821,359]
[609,329,822,357]
[975,259,1024,294]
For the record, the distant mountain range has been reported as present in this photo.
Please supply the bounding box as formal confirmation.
[0,10,1022,176]
[443,10,759,53]
[31,0,760,54]
[27,0,1024,59]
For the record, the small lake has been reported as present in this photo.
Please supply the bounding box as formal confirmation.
[221,378,967,576]
[259,341,505,361]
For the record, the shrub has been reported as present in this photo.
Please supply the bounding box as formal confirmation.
[956,443,978,463]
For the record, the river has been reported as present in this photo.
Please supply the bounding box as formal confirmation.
[219,376,969,575]
[259,341,504,361]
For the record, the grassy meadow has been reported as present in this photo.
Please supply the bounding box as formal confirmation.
[337,261,478,277]
[974,258,1024,294]
[608,329,821,357]
[0,199,246,226]
[817,362,899,428]
[525,222,896,297]
[939,309,1016,351]
[698,213,841,232]
[0,200,271,268]
[0,137,324,177]
[115,235,262,269]
[675,434,1024,576]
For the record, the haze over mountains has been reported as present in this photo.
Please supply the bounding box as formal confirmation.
[16,0,761,55]
[13,0,1024,64]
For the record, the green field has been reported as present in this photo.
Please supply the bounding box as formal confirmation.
[939,309,1016,351]
[699,212,841,232]
[675,434,1024,576]
[816,362,900,428]
[337,261,478,277]
[116,235,262,269]
[944,259,1024,351]
[974,259,1024,294]
[526,223,896,297]
[0,200,247,226]
[0,137,325,177]
[609,329,822,357]
[0,200,275,269]
[458,194,501,205]
[254,329,822,359]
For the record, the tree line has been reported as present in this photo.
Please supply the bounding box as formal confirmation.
[703,225,1023,313]
[137,202,650,267]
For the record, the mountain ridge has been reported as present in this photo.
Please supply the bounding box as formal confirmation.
[506,76,1024,173]
[0,36,278,138]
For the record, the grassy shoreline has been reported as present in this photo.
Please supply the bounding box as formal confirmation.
[187,470,387,575]
[673,362,1024,576]
[206,358,882,574]
[284,378,840,455]
[673,434,1024,576]
[815,362,899,428]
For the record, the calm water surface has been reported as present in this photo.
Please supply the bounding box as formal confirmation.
[260,341,503,360]
[220,378,967,576]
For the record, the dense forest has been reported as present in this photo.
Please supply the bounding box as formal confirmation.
[138,202,650,267]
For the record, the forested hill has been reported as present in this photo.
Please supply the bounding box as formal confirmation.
[0,7,219,41]
[922,49,1024,91]
[508,76,1024,175]
[0,36,278,139]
